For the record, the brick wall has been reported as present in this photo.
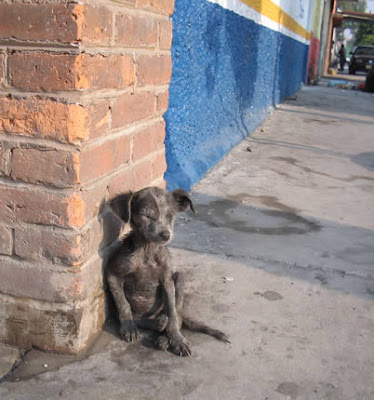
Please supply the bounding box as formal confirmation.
[0,0,173,353]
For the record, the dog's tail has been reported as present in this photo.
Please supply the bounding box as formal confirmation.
[182,317,230,343]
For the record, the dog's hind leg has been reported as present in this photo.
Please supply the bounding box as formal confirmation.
[136,314,169,332]
[173,272,185,316]
[152,273,185,353]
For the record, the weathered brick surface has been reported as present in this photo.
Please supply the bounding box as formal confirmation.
[81,182,108,223]
[14,226,81,266]
[0,142,11,177]
[0,226,12,255]
[9,53,135,91]
[80,134,131,183]
[0,185,84,228]
[0,293,105,354]
[9,52,77,92]
[151,149,167,180]
[136,54,172,86]
[116,0,137,6]
[0,51,6,86]
[0,260,79,303]
[159,20,173,50]
[137,0,174,15]
[133,120,165,162]
[82,5,113,45]
[0,256,103,304]
[115,14,158,48]
[86,100,111,140]
[77,54,135,90]
[11,147,79,188]
[108,167,134,198]
[112,91,156,129]
[133,159,154,190]
[0,96,88,143]
[156,89,169,114]
[0,3,82,43]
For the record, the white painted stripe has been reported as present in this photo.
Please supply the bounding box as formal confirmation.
[205,0,310,44]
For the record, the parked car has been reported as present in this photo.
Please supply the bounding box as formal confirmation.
[349,45,374,74]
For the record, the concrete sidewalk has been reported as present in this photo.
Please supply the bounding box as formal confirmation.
[1,83,374,399]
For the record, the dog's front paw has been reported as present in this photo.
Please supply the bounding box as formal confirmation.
[169,334,192,357]
[155,334,170,351]
[120,320,141,342]
[155,314,168,332]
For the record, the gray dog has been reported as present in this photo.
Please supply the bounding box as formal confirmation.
[106,186,229,356]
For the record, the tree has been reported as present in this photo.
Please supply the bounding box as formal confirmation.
[354,22,374,45]
[337,0,367,12]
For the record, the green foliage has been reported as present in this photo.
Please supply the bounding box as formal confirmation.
[354,22,374,45]
[337,0,367,12]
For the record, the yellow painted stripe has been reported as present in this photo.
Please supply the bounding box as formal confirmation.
[239,0,311,40]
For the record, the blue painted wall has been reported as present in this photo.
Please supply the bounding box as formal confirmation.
[164,0,309,190]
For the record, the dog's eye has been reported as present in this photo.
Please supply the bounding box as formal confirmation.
[142,214,156,222]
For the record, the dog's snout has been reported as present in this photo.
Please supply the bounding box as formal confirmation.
[159,230,171,241]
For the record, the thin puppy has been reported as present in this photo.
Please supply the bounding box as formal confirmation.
[106,187,229,356]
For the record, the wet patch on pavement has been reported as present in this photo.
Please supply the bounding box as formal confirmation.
[194,197,321,236]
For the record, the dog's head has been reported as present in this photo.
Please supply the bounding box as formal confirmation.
[109,187,195,245]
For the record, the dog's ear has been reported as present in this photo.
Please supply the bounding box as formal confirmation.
[172,189,195,213]
[109,192,133,223]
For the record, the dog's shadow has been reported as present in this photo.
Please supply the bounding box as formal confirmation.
[97,199,125,329]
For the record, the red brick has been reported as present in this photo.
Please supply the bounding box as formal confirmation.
[0,259,79,303]
[0,295,105,354]
[156,90,169,114]
[108,167,135,198]
[9,52,75,91]
[159,20,173,50]
[136,54,172,86]
[0,142,11,177]
[152,150,167,180]
[82,5,113,45]
[81,219,103,260]
[0,96,89,143]
[8,53,135,91]
[0,51,6,86]
[86,100,111,141]
[111,91,156,129]
[81,182,108,223]
[115,14,158,48]
[115,0,137,5]
[79,134,131,183]
[133,159,154,191]
[0,257,102,303]
[0,4,83,43]
[137,0,174,15]
[10,147,79,188]
[133,120,165,161]
[0,226,12,255]
[15,226,81,266]
[0,185,84,228]
[77,54,135,90]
